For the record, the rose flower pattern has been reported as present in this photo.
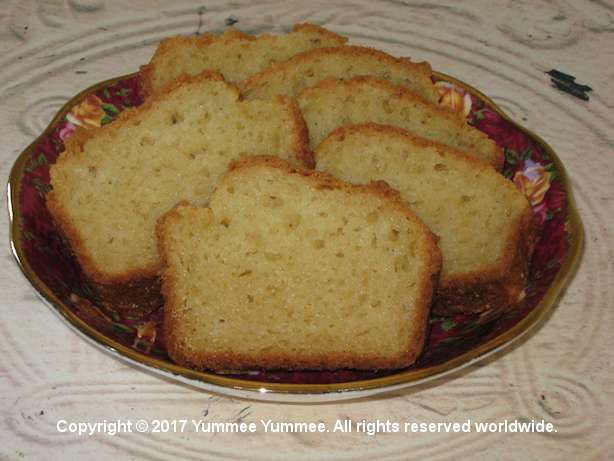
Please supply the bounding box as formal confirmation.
[67,94,106,129]
[59,94,122,141]
[435,81,472,118]
[513,159,551,206]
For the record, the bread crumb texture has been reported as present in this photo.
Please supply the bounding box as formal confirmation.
[158,156,441,371]
[48,72,310,284]
[299,76,502,169]
[315,124,534,314]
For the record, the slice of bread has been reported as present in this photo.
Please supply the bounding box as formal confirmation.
[157,155,441,371]
[47,72,311,306]
[239,45,440,104]
[299,76,503,169]
[141,23,347,97]
[315,124,535,314]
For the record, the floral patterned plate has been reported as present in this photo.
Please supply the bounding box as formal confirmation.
[8,72,583,402]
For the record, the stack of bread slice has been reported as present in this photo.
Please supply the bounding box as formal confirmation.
[48,72,311,308]
[297,76,503,169]
[48,23,535,371]
[315,124,534,315]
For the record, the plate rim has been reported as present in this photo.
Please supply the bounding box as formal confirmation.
[7,71,585,400]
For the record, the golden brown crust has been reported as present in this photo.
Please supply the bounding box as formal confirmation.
[157,155,442,370]
[48,71,311,308]
[432,203,536,315]
[239,45,437,101]
[315,123,534,315]
[292,23,348,44]
[46,194,163,310]
[275,95,314,168]
[164,348,417,372]
[140,30,253,97]
[140,23,347,98]
[305,76,504,170]
[316,121,500,173]
[93,276,162,312]
[138,63,155,98]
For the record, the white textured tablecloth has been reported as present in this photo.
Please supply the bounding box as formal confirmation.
[1,1,613,459]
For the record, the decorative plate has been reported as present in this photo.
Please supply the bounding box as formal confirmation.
[8,71,583,402]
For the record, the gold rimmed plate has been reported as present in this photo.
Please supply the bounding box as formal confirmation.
[8,71,583,402]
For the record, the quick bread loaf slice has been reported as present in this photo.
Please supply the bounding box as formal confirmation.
[239,45,440,104]
[299,76,503,169]
[315,124,535,315]
[141,23,347,97]
[157,155,442,371]
[47,72,310,307]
